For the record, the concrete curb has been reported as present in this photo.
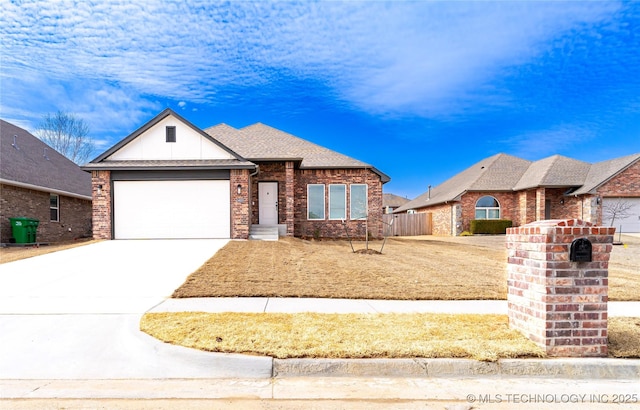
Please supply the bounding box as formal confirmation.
[272,358,640,379]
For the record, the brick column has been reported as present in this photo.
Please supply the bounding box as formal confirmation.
[535,187,545,221]
[506,219,614,357]
[91,170,112,239]
[285,161,295,236]
[230,169,250,239]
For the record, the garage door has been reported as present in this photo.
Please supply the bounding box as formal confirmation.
[113,180,230,239]
[602,198,640,233]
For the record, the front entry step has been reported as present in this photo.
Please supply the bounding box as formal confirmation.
[249,225,279,241]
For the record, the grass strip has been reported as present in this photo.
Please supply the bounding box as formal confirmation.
[141,312,547,361]
[141,313,639,360]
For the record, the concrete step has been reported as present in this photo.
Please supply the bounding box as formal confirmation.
[249,225,279,241]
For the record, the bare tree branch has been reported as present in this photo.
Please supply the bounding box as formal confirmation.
[603,198,634,227]
[35,111,94,165]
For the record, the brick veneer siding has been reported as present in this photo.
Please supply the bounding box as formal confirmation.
[231,169,250,239]
[460,192,518,233]
[506,219,613,357]
[423,203,454,236]
[250,162,287,226]
[294,168,384,239]
[91,171,112,239]
[594,159,640,225]
[285,161,295,236]
[0,183,92,243]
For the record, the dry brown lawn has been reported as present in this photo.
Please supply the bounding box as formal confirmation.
[140,313,639,360]
[141,312,545,361]
[173,236,640,301]
[609,317,640,358]
[0,239,98,264]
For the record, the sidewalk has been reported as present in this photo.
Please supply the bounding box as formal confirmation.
[149,297,640,316]
[2,376,638,409]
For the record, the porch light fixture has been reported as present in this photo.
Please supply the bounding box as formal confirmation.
[560,199,564,205]
[237,184,242,195]
[596,197,601,205]
[97,184,103,195]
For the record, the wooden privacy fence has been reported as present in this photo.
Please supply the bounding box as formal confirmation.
[383,213,432,236]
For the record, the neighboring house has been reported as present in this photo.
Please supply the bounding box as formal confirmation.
[395,153,640,236]
[382,193,410,214]
[82,109,389,240]
[0,119,92,243]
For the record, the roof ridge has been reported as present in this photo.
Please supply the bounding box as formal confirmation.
[239,122,371,165]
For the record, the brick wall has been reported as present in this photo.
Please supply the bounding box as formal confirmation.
[231,169,250,239]
[294,168,384,239]
[460,192,518,232]
[1,183,92,243]
[250,162,287,225]
[595,159,640,225]
[427,203,453,236]
[506,219,613,357]
[597,159,640,197]
[91,171,112,239]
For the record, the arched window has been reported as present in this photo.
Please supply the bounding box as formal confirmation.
[475,196,500,219]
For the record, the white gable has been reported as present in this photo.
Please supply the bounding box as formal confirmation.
[108,114,235,161]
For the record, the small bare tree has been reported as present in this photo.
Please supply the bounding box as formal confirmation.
[602,198,633,227]
[36,111,94,165]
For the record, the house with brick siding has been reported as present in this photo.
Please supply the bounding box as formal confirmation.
[395,153,640,236]
[82,109,389,240]
[382,193,410,214]
[0,119,92,243]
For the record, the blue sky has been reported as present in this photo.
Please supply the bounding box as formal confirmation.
[2,1,639,199]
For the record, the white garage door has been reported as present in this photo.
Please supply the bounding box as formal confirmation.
[602,198,640,233]
[113,180,230,239]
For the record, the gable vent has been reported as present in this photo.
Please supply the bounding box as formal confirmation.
[166,126,176,143]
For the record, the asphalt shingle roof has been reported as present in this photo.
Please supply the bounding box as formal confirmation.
[395,152,640,213]
[206,123,372,168]
[0,119,91,198]
[396,154,530,212]
[383,193,411,208]
[573,153,640,195]
[513,155,591,190]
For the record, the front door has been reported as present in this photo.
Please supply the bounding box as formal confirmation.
[545,199,552,220]
[259,182,278,225]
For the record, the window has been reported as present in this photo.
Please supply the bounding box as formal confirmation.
[50,194,59,222]
[350,184,368,220]
[329,184,346,220]
[307,184,325,220]
[475,195,500,219]
[166,126,176,143]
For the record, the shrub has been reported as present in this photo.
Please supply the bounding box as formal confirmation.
[470,219,512,235]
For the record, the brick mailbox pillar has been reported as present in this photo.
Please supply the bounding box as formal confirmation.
[506,219,614,357]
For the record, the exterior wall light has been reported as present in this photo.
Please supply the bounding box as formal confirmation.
[237,184,242,195]
[97,184,103,195]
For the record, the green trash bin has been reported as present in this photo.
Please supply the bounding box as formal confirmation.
[27,218,39,243]
[9,217,39,244]
[9,217,30,244]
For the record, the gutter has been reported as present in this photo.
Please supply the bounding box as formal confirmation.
[0,178,92,201]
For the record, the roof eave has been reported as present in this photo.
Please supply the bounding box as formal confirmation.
[81,164,257,172]
[0,178,92,201]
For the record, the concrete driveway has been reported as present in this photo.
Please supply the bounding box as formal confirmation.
[0,240,273,379]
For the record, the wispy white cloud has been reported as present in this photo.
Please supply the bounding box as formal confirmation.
[1,0,624,123]
[502,124,597,159]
